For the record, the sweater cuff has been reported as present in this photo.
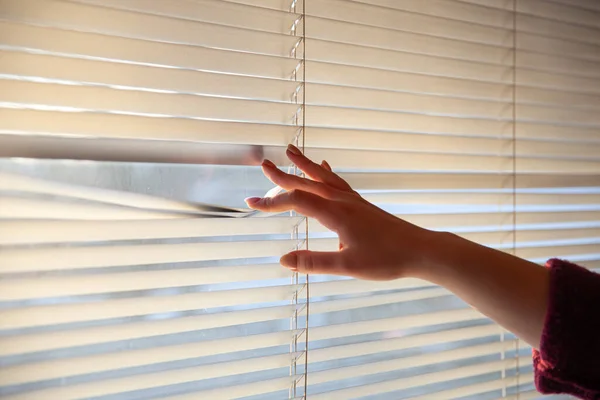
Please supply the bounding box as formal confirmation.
[533,259,600,399]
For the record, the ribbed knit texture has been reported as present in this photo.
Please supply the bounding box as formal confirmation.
[533,259,600,399]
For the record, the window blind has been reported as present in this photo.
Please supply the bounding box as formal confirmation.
[0,0,598,399]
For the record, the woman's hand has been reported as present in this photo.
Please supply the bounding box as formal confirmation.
[245,144,436,281]
[247,145,550,348]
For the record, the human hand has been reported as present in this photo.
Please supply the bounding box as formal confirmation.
[245,144,437,280]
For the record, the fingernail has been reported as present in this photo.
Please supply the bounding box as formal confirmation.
[262,159,276,169]
[286,144,302,156]
[244,197,262,206]
[321,160,332,171]
[280,253,298,269]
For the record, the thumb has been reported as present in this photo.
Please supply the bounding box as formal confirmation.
[281,250,346,275]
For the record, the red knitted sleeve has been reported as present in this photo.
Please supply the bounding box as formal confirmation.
[533,259,600,399]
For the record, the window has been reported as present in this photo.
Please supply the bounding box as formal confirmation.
[1,0,599,398]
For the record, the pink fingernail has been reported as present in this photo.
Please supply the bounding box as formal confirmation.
[286,144,302,156]
[262,159,276,169]
[244,197,262,206]
[280,253,298,269]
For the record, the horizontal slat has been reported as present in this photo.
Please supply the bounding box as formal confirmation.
[462,227,600,246]
[0,289,450,355]
[0,217,302,244]
[1,104,513,142]
[306,83,512,119]
[305,149,513,172]
[0,330,296,386]
[0,279,433,333]
[0,50,299,103]
[446,0,512,11]
[0,78,513,136]
[0,108,296,148]
[306,38,512,83]
[5,20,575,100]
[550,0,600,13]
[303,127,511,155]
[0,269,439,305]
[308,128,600,159]
[306,15,514,65]
[0,197,191,220]
[5,104,596,160]
[0,21,299,79]
[518,103,600,126]
[308,340,519,386]
[362,192,600,206]
[0,307,299,356]
[309,357,529,399]
[352,0,514,28]
[164,376,295,400]
[308,324,501,364]
[342,173,600,190]
[518,243,600,261]
[312,148,600,174]
[518,86,600,109]
[76,0,298,34]
[405,211,600,230]
[345,173,517,191]
[0,0,526,82]
[3,353,299,400]
[518,68,600,95]
[0,171,215,213]
[0,277,434,333]
[225,0,293,11]
[1,0,298,57]
[1,309,481,385]
[11,122,596,169]
[0,238,304,272]
[518,32,600,62]
[2,51,519,120]
[499,389,543,400]
[309,308,483,343]
[517,13,600,48]
[309,276,434,298]
[517,0,600,30]
[409,373,534,400]
[0,264,294,300]
[0,134,513,171]
[0,278,433,331]
[0,80,297,125]
[517,121,600,142]
[306,61,513,101]
[0,284,301,330]
[305,0,513,46]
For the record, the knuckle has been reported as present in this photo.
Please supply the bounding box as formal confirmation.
[262,196,274,207]
[288,189,305,203]
[321,184,340,199]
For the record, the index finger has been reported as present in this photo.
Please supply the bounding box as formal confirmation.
[245,190,340,231]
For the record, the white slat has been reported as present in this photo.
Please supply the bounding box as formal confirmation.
[309,357,529,399]
[0,289,450,355]
[0,21,299,79]
[3,353,299,400]
[1,0,298,57]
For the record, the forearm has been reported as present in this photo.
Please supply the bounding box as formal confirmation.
[414,231,550,349]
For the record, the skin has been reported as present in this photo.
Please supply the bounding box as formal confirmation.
[246,144,550,349]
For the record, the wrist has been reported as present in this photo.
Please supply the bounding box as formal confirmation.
[408,230,464,283]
